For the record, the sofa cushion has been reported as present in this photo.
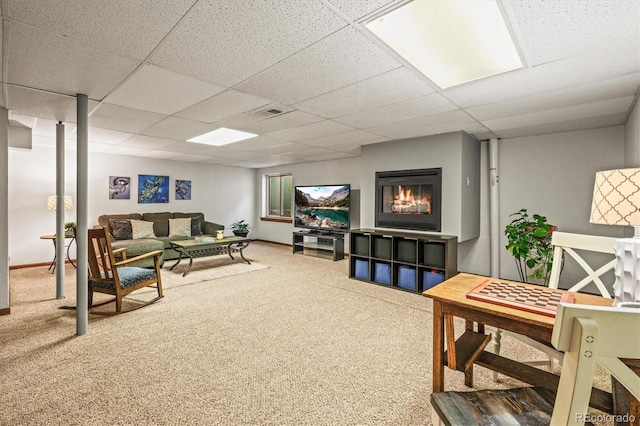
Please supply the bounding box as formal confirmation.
[174,212,205,235]
[109,219,132,240]
[99,213,142,233]
[130,220,156,239]
[190,216,203,236]
[169,218,191,237]
[142,212,173,237]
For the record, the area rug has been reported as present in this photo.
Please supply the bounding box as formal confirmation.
[161,257,269,289]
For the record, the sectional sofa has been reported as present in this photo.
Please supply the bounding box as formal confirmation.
[97,212,225,268]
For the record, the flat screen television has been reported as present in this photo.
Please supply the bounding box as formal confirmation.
[294,184,350,232]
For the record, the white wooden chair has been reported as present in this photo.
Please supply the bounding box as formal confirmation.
[431,303,640,426]
[492,231,617,379]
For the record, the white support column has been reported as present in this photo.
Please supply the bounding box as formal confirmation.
[0,107,8,315]
[489,138,501,369]
[76,95,88,335]
[489,138,500,277]
[55,121,65,299]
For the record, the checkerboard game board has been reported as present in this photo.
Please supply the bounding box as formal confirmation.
[466,280,574,317]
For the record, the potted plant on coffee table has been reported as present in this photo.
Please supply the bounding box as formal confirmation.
[230,220,250,237]
[504,209,556,286]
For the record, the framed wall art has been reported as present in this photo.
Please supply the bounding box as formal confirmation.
[138,174,169,203]
[175,179,192,200]
[109,176,130,199]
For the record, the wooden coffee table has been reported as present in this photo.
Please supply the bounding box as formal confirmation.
[168,236,251,276]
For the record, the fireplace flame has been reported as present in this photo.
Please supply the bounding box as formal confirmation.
[391,186,431,214]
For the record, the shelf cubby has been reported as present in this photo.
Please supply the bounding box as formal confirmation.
[349,229,457,293]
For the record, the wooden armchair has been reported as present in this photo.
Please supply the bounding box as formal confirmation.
[88,227,164,313]
[431,303,640,425]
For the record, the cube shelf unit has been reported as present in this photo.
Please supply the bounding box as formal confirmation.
[292,230,345,261]
[349,228,457,293]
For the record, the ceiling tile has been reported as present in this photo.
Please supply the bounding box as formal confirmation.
[295,67,435,118]
[6,22,141,100]
[158,141,215,154]
[495,112,629,139]
[32,117,77,138]
[172,153,214,162]
[228,135,294,151]
[89,103,167,133]
[443,46,640,108]
[140,116,214,140]
[149,0,348,87]
[301,129,389,148]
[334,93,458,128]
[366,110,478,139]
[76,127,133,145]
[175,90,271,123]
[257,142,315,156]
[326,0,400,21]
[104,64,225,115]
[7,86,99,123]
[102,145,152,156]
[507,0,640,65]
[9,0,197,60]
[118,135,179,150]
[235,27,401,104]
[237,111,324,135]
[467,74,640,120]
[482,96,635,131]
[268,120,356,142]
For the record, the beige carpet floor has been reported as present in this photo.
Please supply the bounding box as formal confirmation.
[1,242,612,425]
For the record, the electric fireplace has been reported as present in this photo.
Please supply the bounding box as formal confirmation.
[375,168,442,231]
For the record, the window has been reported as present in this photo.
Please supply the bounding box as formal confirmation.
[266,173,292,219]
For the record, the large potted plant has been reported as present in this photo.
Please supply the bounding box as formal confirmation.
[504,209,556,285]
[230,220,250,237]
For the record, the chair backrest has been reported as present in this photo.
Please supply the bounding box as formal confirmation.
[550,303,640,425]
[87,227,118,284]
[547,231,617,297]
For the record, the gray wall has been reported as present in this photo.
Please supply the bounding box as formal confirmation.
[359,132,481,242]
[497,126,626,287]
[254,157,361,247]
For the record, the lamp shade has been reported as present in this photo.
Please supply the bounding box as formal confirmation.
[47,195,73,211]
[590,168,640,226]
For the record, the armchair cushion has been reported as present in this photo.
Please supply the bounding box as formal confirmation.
[89,267,157,290]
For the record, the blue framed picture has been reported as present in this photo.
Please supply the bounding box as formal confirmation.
[138,175,169,203]
[175,179,192,200]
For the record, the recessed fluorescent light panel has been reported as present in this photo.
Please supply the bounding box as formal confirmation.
[187,127,257,146]
[365,0,523,89]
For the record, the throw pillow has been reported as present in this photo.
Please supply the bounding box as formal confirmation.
[109,219,132,240]
[191,216,203,236]
[168,218,192,237]
[130,220,156,239]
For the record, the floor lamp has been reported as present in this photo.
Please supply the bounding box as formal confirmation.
[590,168,640,307]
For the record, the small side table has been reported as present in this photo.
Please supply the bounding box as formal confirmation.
[40,233,77,273]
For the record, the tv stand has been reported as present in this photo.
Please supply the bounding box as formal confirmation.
[293,230,344,261]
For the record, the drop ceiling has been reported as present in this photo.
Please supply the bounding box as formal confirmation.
[3,0,639,168]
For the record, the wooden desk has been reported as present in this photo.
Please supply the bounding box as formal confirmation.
[423,273,615,413]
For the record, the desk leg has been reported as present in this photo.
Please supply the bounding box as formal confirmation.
[48,239,57,273]
[464,320,475,387]
[433,300,445,392]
